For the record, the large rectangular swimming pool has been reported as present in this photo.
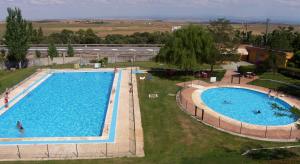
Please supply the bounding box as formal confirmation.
[0,72,114,138]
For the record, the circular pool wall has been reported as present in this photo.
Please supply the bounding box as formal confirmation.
[200,87,298,126]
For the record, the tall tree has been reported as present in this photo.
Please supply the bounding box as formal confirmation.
[4,7,30,68]
[157,25,217,71]
[208,18,238,58]
[48,42,58,61]
[37,27,44,44]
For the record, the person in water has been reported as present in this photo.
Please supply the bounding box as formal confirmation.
[253,110,261,114]
[16,121,24,133]
[223,100,231,104]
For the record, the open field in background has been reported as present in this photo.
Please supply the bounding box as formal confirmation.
[1,20,300,37]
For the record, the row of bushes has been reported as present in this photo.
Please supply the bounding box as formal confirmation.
[238,65,300,79]
[278,67,300,79]
[237,65,256,74]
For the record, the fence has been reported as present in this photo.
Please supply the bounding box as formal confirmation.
[0,142,134,160]
[178,88,300,141]
[128,70,137,155]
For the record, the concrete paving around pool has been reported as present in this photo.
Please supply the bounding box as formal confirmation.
[0,68,144,161]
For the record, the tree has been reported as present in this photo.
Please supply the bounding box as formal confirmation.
[4,7,30,68]
[289,51,300,68]
[35,50,41,66]
[208,19,238,53]
[0,49,6,69]
[35,50,41,58]
[60,29,75,44]
[85,29,101,44]
[268,26,294,51]
[67,44,74,57]
[48,43,58,61]
[157,25,217,71]
[36,27,44,44]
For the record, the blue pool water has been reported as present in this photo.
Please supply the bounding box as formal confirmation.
[0,72,114,138]
[201,87,298,126]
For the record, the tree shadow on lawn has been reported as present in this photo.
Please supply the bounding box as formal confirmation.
[148,68,225,82]
[277,84,300,98]
[245,148,298,160]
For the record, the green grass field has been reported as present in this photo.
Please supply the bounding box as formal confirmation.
[0,68,37,94]
[1,68,300,163]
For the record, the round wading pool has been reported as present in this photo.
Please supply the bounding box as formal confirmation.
[200,87,298,126]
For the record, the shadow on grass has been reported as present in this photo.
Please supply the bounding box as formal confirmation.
[239,142,298,160]
[277,84,300,98]
[148,68,225,82]
[246,148,298,160]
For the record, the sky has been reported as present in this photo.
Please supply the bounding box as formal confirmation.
[0,0,299,23]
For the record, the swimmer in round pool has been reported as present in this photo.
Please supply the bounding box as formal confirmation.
[253,110,261,114]
[223,100,232,104]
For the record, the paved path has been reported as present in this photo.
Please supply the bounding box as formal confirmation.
[220,69,258,84]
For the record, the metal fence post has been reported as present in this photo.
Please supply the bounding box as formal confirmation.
[201,109,204,120]
[218,116,221,127]
[75,144,79,158]
[240,122,243,134]
[265,126,268,138]
[47,144,50,158]
[194,106,197,116]
[289,126,293,139]
[16,145,21,159]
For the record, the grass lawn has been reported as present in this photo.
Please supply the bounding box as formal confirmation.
[3,72,300,163]
[249,72,300,97]
[0,67,37,94]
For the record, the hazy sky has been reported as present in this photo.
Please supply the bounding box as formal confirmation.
[0,0,299,23]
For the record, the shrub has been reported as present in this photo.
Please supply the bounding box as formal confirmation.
[238,65,256,74]
[67,44,74,57]
[278,67,300,79]
[35,50,41,58]
[99,57,108,65]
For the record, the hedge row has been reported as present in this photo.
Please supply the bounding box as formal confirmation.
[278,67,300,79]
[237,65,256,74]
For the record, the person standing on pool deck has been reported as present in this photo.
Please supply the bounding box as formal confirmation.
[4,89,9,108]
[268,89,272,98]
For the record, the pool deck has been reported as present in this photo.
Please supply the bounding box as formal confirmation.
[177,70,300,142]
[0,68,144,161]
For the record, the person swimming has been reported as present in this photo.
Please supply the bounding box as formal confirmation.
[16,121,24,133]
[223,100,231,104]
[253,110,261,114]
